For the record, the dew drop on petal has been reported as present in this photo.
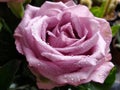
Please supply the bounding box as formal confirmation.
[99,73,104,78]
[64,75,67,78]
[71,78,74,81]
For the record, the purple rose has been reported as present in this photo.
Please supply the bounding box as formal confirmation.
[14,1,114,89]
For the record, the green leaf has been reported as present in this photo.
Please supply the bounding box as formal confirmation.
[32,0,45,6]
[90,1,106,18]
[111,24,120,36]
[90,6,103,18]
[24,0,31,4]
[104,67,116,85]
[0,60,20,90]
[0,18,12,34]
[7,2,24,18]
[117,30,120,44]
[0,21,3,32]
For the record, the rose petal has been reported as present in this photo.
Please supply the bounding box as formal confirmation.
[36,1,67,17]
[48,32,77,48]
[71,16,88,38]
[55,32,99,55]
[65,0,76,6]
[29,16,62,55]
[56,66,95,85]
[23,47,63,78]
[14,5,40,54]
[37,79,60,89]
[92,32,106,58]
[69,34,87,47]
[60,23,76,38]
[41,52,97,72]
[23,5,40,24]
[95,18,112,53]
[59,12,71,26]
[91,62,114,83]
[64,5,93,17]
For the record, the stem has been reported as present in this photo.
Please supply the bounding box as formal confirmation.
[103,0,112,17]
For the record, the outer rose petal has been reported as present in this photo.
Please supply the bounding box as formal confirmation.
[64,4,93,17]
[37,80,60,89]
[35,1,68,17]
[95,18,112,53]
[14,5,40,54]
[91,62,114,83]
[35,1,76,17]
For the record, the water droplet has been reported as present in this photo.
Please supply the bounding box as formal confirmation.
[98,73,105,79]
[78,78,81,81]
[77,76,80,81]
[38,63,40,66]
[99,74,102,76]
[85,61,88,65]
[71,78,74,81]
[64,75,67,78]
[32,26,36,30]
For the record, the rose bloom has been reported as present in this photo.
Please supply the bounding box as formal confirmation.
[14,1,114,89]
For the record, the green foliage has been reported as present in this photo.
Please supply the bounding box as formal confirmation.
[0,18,12,34]
[0,60,20,90]
[0,21,3,31]
[117,30,120,44]
[24,0,32,4]
[8,60,38,90]
[90,0,116,18]
[112,24,120,48]
[31,0,46,6]
[0,18,19,66]
[53,67,116,90]
[90,1,106,18]
[111,24,120,36]
[7,2,24,18]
